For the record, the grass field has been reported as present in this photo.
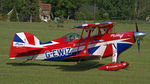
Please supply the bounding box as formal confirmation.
[0,21,150,84]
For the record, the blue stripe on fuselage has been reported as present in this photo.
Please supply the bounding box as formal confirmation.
[40,41,53,45]
[117,43,132,54]
[88,46,100,54]
[44,46,100,61]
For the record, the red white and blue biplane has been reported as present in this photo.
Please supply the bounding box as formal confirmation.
[9,22,146,71]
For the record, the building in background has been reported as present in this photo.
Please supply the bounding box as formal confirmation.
[39,0,51,22]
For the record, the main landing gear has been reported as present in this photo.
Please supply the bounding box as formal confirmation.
[98,43,129,71]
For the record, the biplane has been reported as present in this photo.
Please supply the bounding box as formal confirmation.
[9,22,146,71]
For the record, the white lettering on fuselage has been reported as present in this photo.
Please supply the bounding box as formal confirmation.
[111,34,124,39]
[45,47,71,58]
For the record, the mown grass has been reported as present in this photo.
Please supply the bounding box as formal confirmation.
[0,21,150,84]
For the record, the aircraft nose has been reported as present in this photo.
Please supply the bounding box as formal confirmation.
[134,32,146,40]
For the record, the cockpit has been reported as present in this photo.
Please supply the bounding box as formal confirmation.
[63,33,81,41]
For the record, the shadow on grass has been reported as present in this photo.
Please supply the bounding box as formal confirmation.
[58,61,104,71]
[7,61,104,71]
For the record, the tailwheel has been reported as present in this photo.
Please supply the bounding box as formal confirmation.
[98,61,129,71]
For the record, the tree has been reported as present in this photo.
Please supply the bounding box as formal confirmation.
[75,3,100,20]
[0,0,2,13]
[22,0,39,22]
[133,0,150,20]
[42,0,83,20]
[1,0,39,22]
[1,0,150,21]
[1,0,23,21]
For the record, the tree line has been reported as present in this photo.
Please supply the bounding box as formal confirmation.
[0,0,150,22]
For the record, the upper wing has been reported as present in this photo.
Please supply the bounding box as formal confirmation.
[72,22,115,29]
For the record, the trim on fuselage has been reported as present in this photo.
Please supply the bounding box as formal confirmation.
[117,43,133,54]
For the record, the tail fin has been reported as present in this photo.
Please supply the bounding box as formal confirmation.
[9,32,42,59]
[13,32,40,46]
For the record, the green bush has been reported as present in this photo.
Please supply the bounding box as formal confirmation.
[75,10,95,20]
[75,12,85,20]
[103,12,109,19]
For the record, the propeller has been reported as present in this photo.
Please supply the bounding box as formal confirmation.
[136,23,139,32]
[137,39,140,53]
[136,23,140,53]
[134,23,146,54]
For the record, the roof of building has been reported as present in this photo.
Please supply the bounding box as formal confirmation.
[39,0,51,11]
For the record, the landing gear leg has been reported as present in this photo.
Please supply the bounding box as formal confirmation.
[98,43,129,71]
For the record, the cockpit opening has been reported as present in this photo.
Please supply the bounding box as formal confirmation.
[63,33,81,41]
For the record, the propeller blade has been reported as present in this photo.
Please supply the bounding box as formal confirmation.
[137,39,140,53]
[136,23,139,32]
[135,23,146,54]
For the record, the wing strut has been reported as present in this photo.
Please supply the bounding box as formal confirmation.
[76,28,92,56]
[76,28,84,55]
